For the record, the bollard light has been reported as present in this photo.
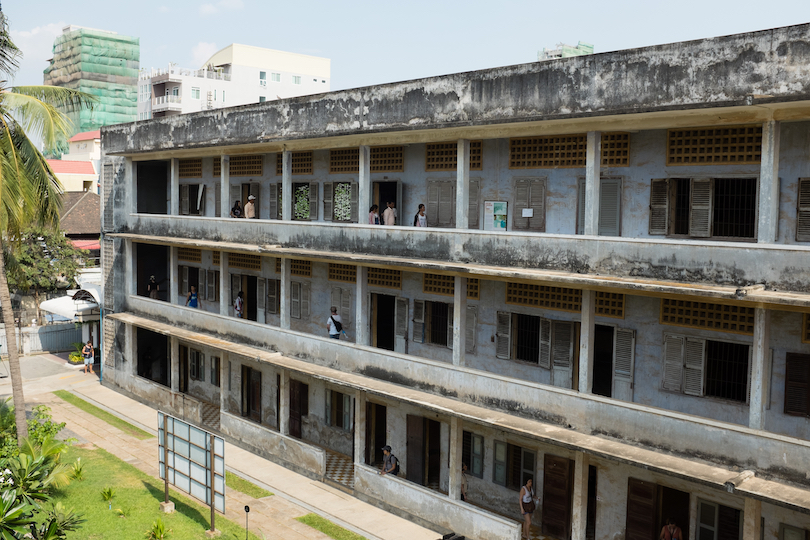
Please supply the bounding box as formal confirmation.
[244,505,250,540]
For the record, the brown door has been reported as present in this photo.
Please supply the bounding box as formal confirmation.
[179,346,188,394]
[626,478,658,540]
[406,415,425,485]
[542,454,573,539]
[289,379,308,439]
[365,401,373,464]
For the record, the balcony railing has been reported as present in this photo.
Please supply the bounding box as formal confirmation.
[152,95,182,111]
[139,65,232,82]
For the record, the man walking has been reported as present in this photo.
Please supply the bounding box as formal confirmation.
[327,306,342,339]
[244,194,257,219]
[383,201,397,226]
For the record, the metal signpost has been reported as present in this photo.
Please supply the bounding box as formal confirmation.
[158,412,225,534]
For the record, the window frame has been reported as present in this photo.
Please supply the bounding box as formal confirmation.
[210,356,220,387]
[191,87,200,100]
[189,349,204,382]
[325,389,353,431]
[462,430,484,479]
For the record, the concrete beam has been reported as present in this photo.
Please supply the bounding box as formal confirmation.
[571,451,589,540]
[356,266,369,346]
[758,120,781,244]
[583,131,601,236]
[456,139,470,230]
[452,276,467,366]
[750,308,771,430]
[578,290,595,394]
[448,417,462,501]
[354,390,366,466]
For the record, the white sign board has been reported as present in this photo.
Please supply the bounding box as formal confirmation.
[484,201,508,231]
[158,412,225,513]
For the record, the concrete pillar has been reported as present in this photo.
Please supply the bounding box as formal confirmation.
[688,493,698,540]
[170,336,179,393]
[125,324,136,376]
[358,146,371,223]
[758,120,780,244]
[571,451,589,540]
[220,353,228,412]
[578,290,596,394]
[279,369,290,435]
[583,131,602,236]
[456,139,470,230]
[169,247,178,305]
[220,155,230,219]
[749,308,771,430]
[282,150,292,221]
[124,157,135,216]
[743,498,762,540]
[170,158,179,216]
[280,259,290,329]
[125,239,135,297]
[448,417,462,501]
[452,276,467,366]
[354,390,367,465]
[355,266,369,345]
[219,252,228,316]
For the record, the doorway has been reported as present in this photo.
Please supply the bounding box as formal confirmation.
[586,465,597,540]
[289,379,308,439]
[372,293,396,351]
[246,275,258,321]
[136,161,169,214]
[136,328,169,387]
[405,415,441,487]
[659,486,690,540]
[136,243,168,300]
[542,454,574,540]
[365,402,387,466]
[179,345,189,394]
[240,365,261,423]
[373,181,400,224]
[592,325,614,397]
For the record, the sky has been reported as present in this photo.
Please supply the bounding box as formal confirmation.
[5,0,810,92]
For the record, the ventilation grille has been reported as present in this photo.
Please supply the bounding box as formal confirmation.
[328,263,357,283]
[230,155,263,176]
[423,274,455,296]
[506,282,582,312]
[595,292,625,319]
[804,313,810,344]
[276,151,313,175]
[510,135,586,168]
[178,247,202,263]
[368,268,401,289]
[667,125,762,165]
[102,238,115,310]
[601,133,630,167]
[213,158,221,177]
[290,259,312,277]
[103,318,115,367]
[212,251,220,266]
[371,146,404,172]
[102,162,114,231]
[228,253,262,271]
[179,158,202,178]
[425,141,483,171]
[660,299,755,335]
[330,149,359,173]
[467,278,480,300]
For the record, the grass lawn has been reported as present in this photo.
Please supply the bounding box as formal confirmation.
[296,513,368,540]
[225,471,273,499]
[53,390,154,440]
[53,446,260,539]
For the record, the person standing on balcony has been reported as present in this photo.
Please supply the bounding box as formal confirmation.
[230,200,242,218]
[379,445,398,476]
[368,205,380,225]
[413,204,427,227]
[383,201,397,226]
[234,291,244,318]
[147,275,159,299]
[244,194,256,219]
[519,478,536,540]
[327,306,342,339]
[186,285,200,308]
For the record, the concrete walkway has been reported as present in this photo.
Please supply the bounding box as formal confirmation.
[30,371,440,540]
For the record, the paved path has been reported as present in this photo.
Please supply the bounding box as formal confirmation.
[19,355,439,540]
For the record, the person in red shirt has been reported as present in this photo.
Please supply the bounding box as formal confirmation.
[660,518,682,540]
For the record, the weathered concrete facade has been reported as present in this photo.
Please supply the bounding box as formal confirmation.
[101,24,810,540]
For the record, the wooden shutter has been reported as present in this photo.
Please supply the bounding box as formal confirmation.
[290,281,301,319]
[197,185,206,215]
[198,268,206,298]
[412,300,425,343]
[513,179,531,230]
[495,311,511,359]
[577,178,587,234]
[551,321,574,388]
[689,178,713,237]
[785,353,810,416]
[301,282,311,318]
[230,184,241,211]
[180,184,190,215]
[180,266,189,295]
[683,337,706,396]
[599,178,621,236]
[438,181,455,227]
[626,478,658,540]
[266,279,279,314]
[538,318,552,369]
[230,273,240,302]
[249,183,260,218]
[323,182,333,221]
[466,305,477,353]
[340,288,351,325]
[796,178,810,241]
[529,179,546,231]
[717,505,741,540]
[350,182,359,223]
[308,182,318,220]
[427,181,440,227]
[395,297,409,340]
[267,184,278,220]
[649,179,669,235]
[446,304,454,348]
[207,270,216,301]
[542,455,573,540]
[468,179,480,229]
[256,277,266,310]
[613,328,636,401]
[215,182,221,217]
[663,334,684,391]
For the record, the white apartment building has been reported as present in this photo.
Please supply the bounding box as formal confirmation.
[137,44,330,120]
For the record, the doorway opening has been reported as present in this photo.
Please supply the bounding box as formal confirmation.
[179,345,189,394]
[289,379,308,439]
[586,465,597,540]
[405,415,441,487]
[241,365,262,423]
[373,181,400,225]
[136,244,168,301]
[136,161,169,214]
[136,328,169,387]
[372,293,396,351]
[592,325,615,397]
[365,402,387,466]
[246,275,258,321]
[659,486,690,540]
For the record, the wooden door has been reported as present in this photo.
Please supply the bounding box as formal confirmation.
[542,454,573,539]
[406,415,425,485]
[626,478,658,540]
[179,345,188,394]
[289,379,307,439]
[365,401,373,465]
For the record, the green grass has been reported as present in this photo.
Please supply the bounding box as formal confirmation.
[52,446,260,539]
[296,513,368,540]
[53,390,154,440]
[226,471,273,499]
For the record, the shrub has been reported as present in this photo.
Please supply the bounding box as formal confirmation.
[145,518,169,539]
[0,400,68,460]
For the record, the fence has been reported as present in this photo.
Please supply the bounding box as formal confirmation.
[0,322,82,355]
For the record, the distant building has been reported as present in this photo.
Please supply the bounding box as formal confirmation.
[137,43,330,120]
[43,25,139,137]
[60,190,101,264]
[46,130,101,192]
[539,41,594,60]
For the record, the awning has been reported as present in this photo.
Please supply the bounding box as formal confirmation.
[71,239,100,251]
[39,296,99,320]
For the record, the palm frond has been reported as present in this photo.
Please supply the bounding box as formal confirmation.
[0,89,91,152]
[0,12,21,77]
[10,86,97,113]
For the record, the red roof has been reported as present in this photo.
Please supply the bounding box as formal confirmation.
[46,159,96,175]
[68,130,101,142]
[71,239,100,250]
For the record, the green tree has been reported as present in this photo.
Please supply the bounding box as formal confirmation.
[0,9,95,445]
[5,227,90,323]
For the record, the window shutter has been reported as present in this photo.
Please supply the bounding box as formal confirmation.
[249,183,260,218]
[197,185,206,215]
[215,182,221,218]
[350,182,359,223]
[412,300,425,343]
[267,184,278,220]
[256,277,266,310]
[468,179,480,229]
[325,389,332,425]
[551,321,574,388]
[427,181,440,227]
[577,178,587,234]
[599,178,621,237]
[230,273,240,306]
[266,279,278,314]
[331,288,341,318]
[290,282,301,319]
[180,266,189,295]
[446,305,454,349]
[323,183,333,222]
[395,297,409,339]
[301,282,311,318]
[796,178,810,242]
[341,288,351,326]
[662,334,684,391]
[649,179,669,235]
[343,393,352,430]
[438,181,455,227]
[529,179,546,231]
[198,268,206,298]
[513,179,530,230]
[180,184,190,215]
[466,305,477,353]
[538,318,552,369]
[613,328,636,401]
[683,337,706,396]
[230,184,241,212]
[207,270,216,301]
[308,182,318,220]
[199,353,205,382]
[784,353,810,416]
[689,178,713,238]
[495,311,511,359]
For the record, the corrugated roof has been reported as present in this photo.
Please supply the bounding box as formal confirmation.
[60,191,100,235]
[68,130,101,142]
[47,159,96,174]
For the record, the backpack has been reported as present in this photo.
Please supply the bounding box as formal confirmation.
[331,316,343,333]
[391,455,400,475]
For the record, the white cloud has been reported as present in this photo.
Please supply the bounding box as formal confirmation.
[9,22,65,86]
[199,4,218,15]
[199,0,244,16]
[158,5,170,12]
[192,42,219,67]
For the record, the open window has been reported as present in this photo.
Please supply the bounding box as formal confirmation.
[293,182,318,221]
[324,182,359,223]
[496,312,574,388]
[326,389,353,430]
[180,184,206,216]
[663,334,750,402]
[462,430,484,478]
[493,441,534,491]
[189,349,204,381]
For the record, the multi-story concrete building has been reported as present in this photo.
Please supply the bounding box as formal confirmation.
[100,24,810,540]
[137,44,330,121]
[539,41,594,61]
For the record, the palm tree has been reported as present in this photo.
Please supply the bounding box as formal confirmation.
[0,9,95,444]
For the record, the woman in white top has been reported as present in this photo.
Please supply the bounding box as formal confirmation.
[519,478,536,540]
[413,204,427,227]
